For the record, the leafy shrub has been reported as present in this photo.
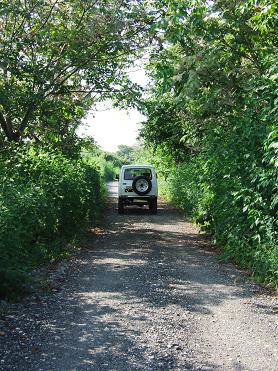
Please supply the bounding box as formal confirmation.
[162,128,278,287]
[138,0,278,289]
[82,148,119,182]
[0,145,104,299]
[102,161,118,181]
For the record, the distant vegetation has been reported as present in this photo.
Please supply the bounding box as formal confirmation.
[82,143,141,181]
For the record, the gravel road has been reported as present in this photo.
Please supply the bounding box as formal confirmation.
[0,182,278,371]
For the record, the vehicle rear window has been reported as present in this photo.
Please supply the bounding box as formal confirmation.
[124,168,152,180]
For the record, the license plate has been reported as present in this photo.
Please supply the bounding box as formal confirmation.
[125,187,133,193]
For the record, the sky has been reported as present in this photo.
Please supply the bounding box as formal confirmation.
[78,68,148,153]
[81,108,145,152]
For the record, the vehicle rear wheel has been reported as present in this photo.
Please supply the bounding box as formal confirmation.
[118,198,124,214]
[132,175,152,196]
[149,198,157,214]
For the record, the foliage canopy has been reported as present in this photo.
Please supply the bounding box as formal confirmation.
[0,0,152,144]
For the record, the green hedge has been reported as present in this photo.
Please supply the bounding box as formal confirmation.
[0,146,104,299]
[161,129,278,287]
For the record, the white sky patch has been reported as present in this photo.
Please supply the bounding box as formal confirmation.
[80,108,145,152]
[78,67,149,152]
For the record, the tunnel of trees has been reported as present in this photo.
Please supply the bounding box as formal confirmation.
[0,0,277,298]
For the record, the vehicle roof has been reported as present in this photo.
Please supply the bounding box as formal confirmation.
[121,164,155,169]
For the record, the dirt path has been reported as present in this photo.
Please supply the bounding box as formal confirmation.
[1,182,278,370]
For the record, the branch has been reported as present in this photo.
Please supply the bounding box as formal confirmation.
[18,103,36,134]
[75,6,87,31]
[43,66,80,99]
[75,0,100,30]
[220,38,262,72]
[27,0,59,37]
[0,111,14,141]
[27,131,41,143]
[49,89,122,96]
[15,1,42,35]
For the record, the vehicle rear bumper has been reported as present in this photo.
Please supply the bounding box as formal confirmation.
[119,195,157,200]
[119,195,157,205]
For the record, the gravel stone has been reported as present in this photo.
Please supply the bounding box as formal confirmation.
[0,181,277,370]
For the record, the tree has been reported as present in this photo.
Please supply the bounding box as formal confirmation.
[116,144,137,164]
[141,0,277,156]
[0,0,152,143]
[139,0,278,284]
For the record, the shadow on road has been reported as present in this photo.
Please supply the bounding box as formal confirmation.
[23,196,257,370]
[1,183,274,371]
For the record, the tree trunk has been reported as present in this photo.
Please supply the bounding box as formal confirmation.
[0,112,15,141]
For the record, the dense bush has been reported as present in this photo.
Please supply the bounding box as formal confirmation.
[140,1,278,287]
[81,144,121,182]
[98,158,118,181]
[160,128,277,286]
[0,145,104,299]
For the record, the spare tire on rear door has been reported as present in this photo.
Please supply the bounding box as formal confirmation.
[132,175,152,196]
